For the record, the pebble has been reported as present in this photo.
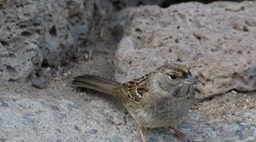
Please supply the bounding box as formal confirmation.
[112,115,125,125]
[89,129,98,134]
[111,136,123,142]
[51,105,60,111]
[32,78,49,89]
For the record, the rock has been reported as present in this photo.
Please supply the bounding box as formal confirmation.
[0,0,167,81]
[111,114,125,125]
[32,78,49,89]
[0,0,113,81]
[114,1,256,98]
[0,81,255,142]
[111,136,123,142]
[0,1,255,142]
[0,91,88,142]
[89,129,98,134]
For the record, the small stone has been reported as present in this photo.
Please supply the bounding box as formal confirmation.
[111,136,123,142]
[111,114,125,125]
[245,19,256,26]
[89,129,98,134]
[51,105,60,111]
[32,78,49,89]
[63,72,69,77]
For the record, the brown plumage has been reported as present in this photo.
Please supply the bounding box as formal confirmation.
[72,64,196,142]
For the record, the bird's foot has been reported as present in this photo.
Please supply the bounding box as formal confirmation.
[169,126,193,142]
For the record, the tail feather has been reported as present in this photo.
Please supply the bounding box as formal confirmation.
[72,75,120,95]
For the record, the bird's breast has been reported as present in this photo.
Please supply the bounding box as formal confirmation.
[125,86,195,128]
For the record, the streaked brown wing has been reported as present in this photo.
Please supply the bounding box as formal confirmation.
[121,75,149,102]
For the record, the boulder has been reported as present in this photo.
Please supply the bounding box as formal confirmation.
[114,2,256,98]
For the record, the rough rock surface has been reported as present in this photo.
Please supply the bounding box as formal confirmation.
[0,0,106,81]
[0,65,255,142]
[0,0,167,81]
[0,1,255,142]
[114,1,256,98]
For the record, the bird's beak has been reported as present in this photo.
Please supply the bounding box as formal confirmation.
[184,75,197,85]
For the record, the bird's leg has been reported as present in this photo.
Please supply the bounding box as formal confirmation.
[137,123,146,142]
[139,129,146,142]
[169,126,193,142]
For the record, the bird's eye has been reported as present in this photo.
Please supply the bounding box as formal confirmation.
[169,74,177,80]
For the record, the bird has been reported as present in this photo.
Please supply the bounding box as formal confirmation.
[72,64,196,142]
